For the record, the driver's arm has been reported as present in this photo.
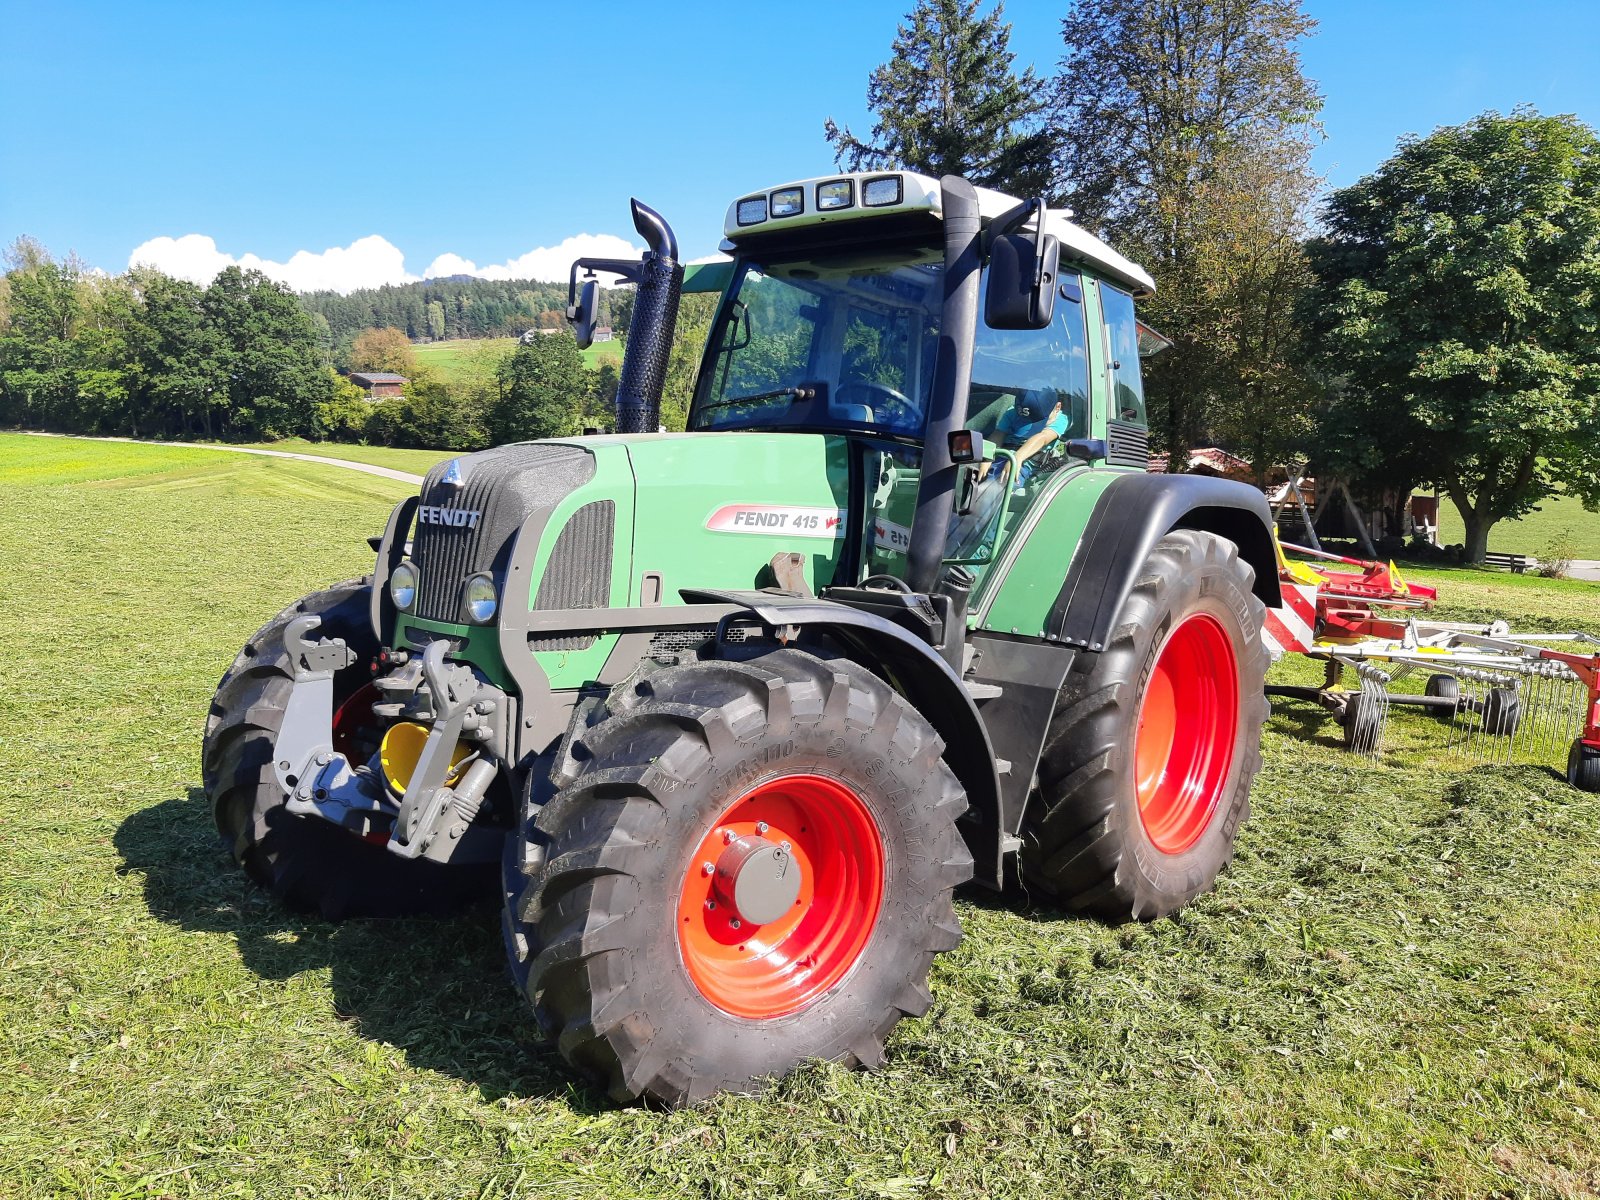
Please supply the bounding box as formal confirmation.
[1012,403,1066,465]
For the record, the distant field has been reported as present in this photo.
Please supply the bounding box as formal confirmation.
[1437,491,1600,559]
[412,335,622,388]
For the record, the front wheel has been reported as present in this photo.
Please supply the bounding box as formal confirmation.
[503,649,972,1105]
[1020,530,1269,921]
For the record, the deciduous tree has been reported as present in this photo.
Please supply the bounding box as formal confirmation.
[1053,0,1321,468]
[350,326,416,375]
[488,333,590,443]
[1305,109,1600,562]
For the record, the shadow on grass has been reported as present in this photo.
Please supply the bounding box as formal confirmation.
[1263,693,1347,750]
[114,789,609,1111]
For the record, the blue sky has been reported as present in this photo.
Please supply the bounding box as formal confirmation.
[1,0,1595,291]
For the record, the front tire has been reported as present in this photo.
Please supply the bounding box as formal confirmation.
[203,579,489,918]
[504,649,971,1105]
[1020,530,1269,921]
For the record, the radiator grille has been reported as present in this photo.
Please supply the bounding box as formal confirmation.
[527,500,614,652]
[1106,420,1151,470]
[410,444,594,624]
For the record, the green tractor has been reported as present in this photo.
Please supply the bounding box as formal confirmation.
[204,171,1279,1105]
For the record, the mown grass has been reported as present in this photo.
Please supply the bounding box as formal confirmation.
[1436,492,1600,560]
[241,438,452,476]
[3,433,1598,1198]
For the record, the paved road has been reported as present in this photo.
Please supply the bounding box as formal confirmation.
[1567,560,1600,583]
[16,430,426,485]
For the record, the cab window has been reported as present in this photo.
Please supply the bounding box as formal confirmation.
[1099,283,1147,426]
[964,273,1091,447]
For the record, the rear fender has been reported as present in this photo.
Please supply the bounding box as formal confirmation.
[683,588,1007,887]
[1047,473,1280,650]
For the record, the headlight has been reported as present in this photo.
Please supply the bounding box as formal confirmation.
[816,179,854,210]
[769,186,804,218]
[390,561,418,610]
[735,196,767,226]
[862,174,903,207]
[463,574,498,624]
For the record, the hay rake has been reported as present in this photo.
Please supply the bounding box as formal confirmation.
[1262,543,1600,791]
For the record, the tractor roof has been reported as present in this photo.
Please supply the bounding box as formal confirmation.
[721,170,1156,297]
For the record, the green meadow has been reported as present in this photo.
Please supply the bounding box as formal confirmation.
[2,432,1596,1198]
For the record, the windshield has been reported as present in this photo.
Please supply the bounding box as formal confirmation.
[689,243,944,438]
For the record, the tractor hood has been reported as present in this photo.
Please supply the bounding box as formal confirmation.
[393,432,855,688]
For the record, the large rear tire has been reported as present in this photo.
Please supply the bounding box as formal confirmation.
[203,579,489,918]
[1020,529,1269,921]
[503,648,971,1105]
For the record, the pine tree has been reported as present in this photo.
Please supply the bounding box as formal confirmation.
[824,0,1053,196]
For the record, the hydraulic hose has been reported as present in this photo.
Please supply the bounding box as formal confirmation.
[906,176,983,593]
[615,199,683,433]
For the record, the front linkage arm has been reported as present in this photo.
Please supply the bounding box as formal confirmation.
[277,623,503,865]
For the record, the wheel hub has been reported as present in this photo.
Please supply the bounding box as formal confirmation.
[676,773,885,1019]
[713,834,801,926]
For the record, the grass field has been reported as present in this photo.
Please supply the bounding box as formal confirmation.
[3,431,1599,1198]
[241,438,453,476]
[1436,491,1600,560]
[414,336,623,389]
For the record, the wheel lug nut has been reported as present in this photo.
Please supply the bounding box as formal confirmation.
[705,899,716,911]
[729,918,742,930]
[780,840,791,852]
[756,821,769,834]
[701,861,715,876]
[721,829,736,844]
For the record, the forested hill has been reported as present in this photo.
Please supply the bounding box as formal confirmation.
[300,277,606,343]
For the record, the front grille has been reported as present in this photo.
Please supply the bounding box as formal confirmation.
[527,500,615,652]
[410,444,595,624]
[1107,420,1151,470]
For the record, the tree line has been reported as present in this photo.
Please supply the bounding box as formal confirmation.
[300,276,631,353]
[831,0,1600,560]
[0,239,648,449]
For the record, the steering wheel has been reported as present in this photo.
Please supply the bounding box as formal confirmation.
[836,381,917,426]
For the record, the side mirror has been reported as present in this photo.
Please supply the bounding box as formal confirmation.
[985,231,1059,330]
[567,276,600,349]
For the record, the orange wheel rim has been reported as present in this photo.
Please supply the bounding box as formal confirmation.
[1134,614,1238,855]
[676,774,884,1019]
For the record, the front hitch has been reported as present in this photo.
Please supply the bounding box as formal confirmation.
[275,622,503,864]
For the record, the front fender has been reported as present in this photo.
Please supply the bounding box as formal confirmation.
[683,588,1007,887]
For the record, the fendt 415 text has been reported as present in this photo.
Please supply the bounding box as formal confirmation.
[204,172,1283,1104]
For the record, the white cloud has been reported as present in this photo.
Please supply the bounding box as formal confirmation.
[127,233,416,294]
[422,233,643,283]
[125,231,645,295]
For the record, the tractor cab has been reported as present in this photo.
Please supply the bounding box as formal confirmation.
[675,169,1159,596]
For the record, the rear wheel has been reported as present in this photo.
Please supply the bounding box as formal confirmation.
[1020,530,1269,921]
[203,579,489,918]
[503,649,971,1105]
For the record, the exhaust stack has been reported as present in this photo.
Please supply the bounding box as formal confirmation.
[616,200,683,434]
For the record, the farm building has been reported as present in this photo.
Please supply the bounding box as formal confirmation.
[349,372,407,399]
